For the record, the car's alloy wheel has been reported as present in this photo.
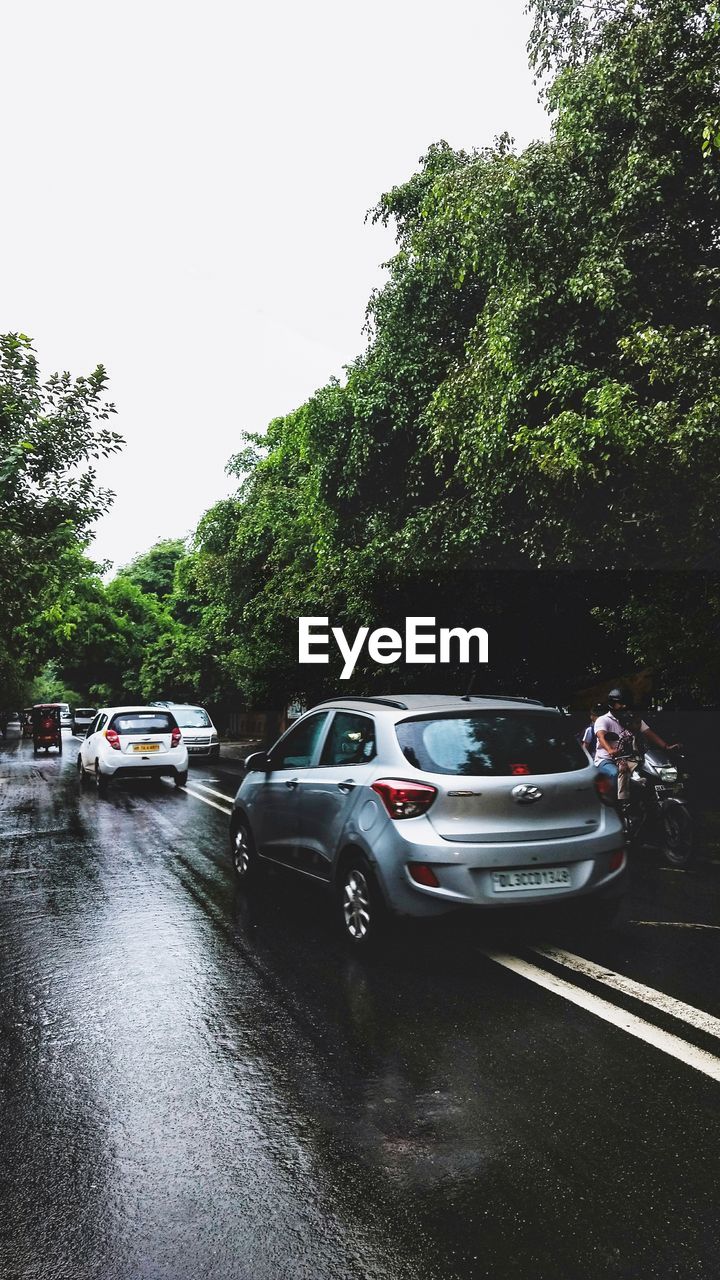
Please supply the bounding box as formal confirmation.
[230,820,255,882]
[339,858,385,948]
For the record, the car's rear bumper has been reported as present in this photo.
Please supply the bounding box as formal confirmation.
[364,816,627,917]
[99,748,189,778]
[101,764,186,781]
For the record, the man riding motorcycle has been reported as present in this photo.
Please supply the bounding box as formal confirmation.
[594,689,680,803]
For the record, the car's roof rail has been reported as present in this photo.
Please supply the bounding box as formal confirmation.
[314,694,548,711]
[460,694,547,706]
[314,695,409,710]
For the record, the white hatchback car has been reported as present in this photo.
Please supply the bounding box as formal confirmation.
[78,706,189,795]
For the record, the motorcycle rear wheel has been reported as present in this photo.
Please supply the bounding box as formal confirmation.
[661,804,692,868]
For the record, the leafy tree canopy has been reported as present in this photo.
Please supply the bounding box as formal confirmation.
[0,335,122,705]
[147,0,720,707]
[120,539,187,599]
[43,0,720,710]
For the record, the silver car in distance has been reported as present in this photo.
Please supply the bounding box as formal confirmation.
[229,695,626,948]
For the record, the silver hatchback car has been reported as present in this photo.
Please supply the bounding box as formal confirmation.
[230,695,627,947]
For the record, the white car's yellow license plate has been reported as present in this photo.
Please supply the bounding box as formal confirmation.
[131,742,160,752]
[492,867,571,893]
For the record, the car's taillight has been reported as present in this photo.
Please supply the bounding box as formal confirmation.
[171,728,182,748]
[371,779,437,820]
[609,849,626,872]
[595,773,616,805]
[105,729,121,751]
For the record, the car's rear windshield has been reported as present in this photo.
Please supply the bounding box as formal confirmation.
[110,712,177,735]
[76,708,95,717]
[173,708,212,728]
[395,711,586,776]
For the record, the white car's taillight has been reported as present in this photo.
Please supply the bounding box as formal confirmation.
[371,779,437,819]
[594,772,617,805]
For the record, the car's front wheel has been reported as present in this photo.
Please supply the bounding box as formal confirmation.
[336,853,387,949]
[229,817,256,883]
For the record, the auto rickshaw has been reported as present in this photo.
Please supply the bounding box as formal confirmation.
[32,704,63,755]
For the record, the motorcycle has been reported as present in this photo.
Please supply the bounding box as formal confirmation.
[618,743,692,868]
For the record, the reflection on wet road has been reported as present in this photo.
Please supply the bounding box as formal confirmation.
[1,732,720,1279]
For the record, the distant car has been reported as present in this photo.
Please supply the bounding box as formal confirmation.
[155,704,220,760]
[230,694,627,948]
[72,707,96,736]
[57,703,72,728]
[78,706,189,795]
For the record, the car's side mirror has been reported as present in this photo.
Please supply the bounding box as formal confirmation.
[245,751,270,773]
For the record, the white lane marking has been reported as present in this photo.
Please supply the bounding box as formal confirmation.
[182,785,232,816]
[532,946,720,1041]
[480,950,720,1084]
[189,780,235,804]
[630,920,720,931]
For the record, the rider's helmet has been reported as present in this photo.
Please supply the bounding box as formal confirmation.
[615,704,638,730]
[607,687,627,707]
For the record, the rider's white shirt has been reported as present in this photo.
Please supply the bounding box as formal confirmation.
[594,712,649,765]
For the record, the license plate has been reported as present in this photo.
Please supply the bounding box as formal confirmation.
[492,867,571,893]
[187,746,207,754]
[131,742,160,752]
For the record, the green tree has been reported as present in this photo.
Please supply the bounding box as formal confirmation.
[121,539,187,599]
[44,561,184,706]
[0,334,122,705]
[149,0,720,705]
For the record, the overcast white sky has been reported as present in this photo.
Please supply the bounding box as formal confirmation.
[1,1,550,572]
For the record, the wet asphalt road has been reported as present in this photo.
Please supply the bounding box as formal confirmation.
[1,731,720,1280]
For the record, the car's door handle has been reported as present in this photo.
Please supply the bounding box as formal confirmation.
[285,778,299,789]
[337,779,356,793]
